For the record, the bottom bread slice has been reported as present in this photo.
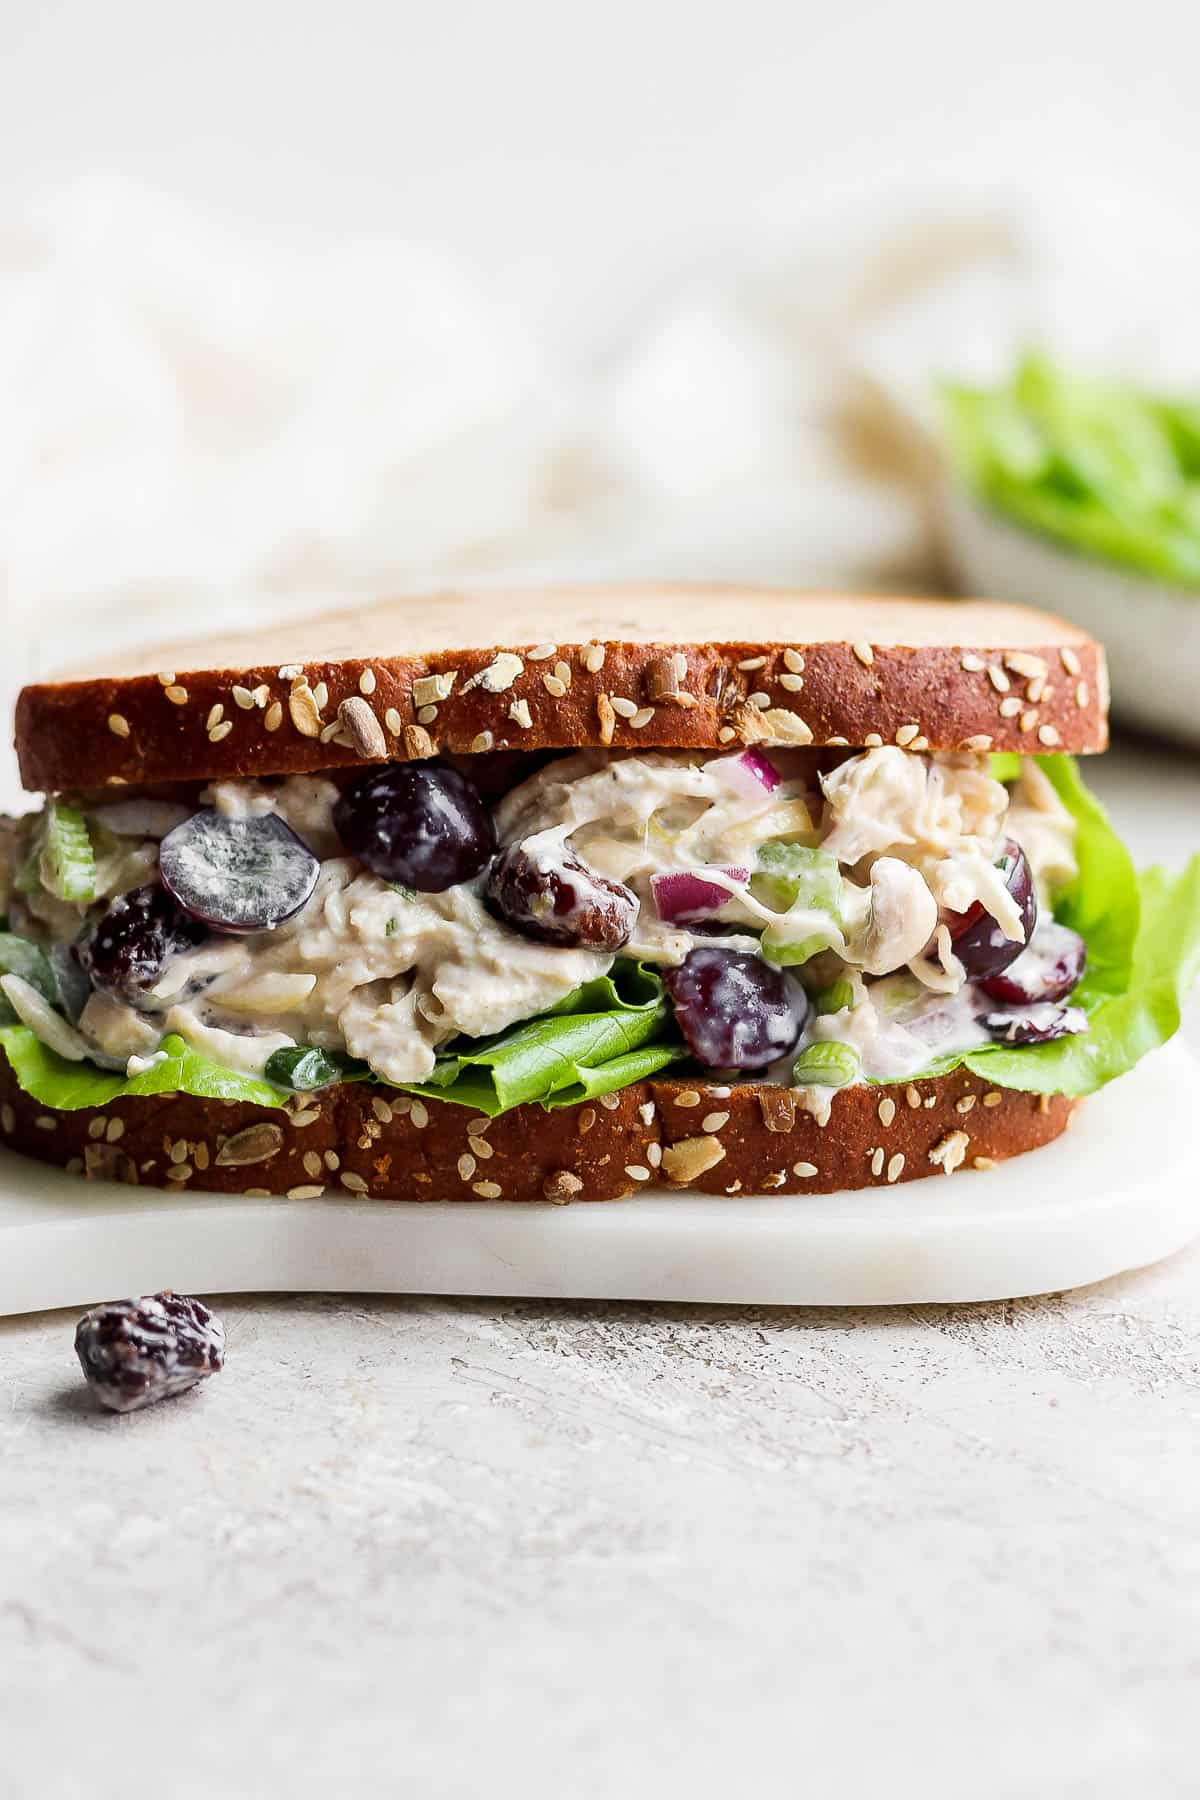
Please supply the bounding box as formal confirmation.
[0,1059,1076,1200]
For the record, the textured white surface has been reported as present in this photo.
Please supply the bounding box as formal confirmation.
[0,740,1198,1798]
[1,1038,1197,1316]
[7,1269,1200,1799]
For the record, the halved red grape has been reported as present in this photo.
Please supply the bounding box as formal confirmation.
[333,761,495,891]
[78,884,209,999]
[982,1003,1088,1047]
[948,839,1037,981]
[159,810,319,933]
[663,947,808,1070]
[980,920,1086,1005]
[487,844,636,950]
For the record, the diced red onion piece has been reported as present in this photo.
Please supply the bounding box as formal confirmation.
[709,748,781,802]
[651,866,750,924]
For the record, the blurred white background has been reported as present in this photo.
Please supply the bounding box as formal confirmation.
[2,0,1199,724]
[7,0,1199,336]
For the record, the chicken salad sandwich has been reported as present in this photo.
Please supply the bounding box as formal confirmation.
[4,587,1198,1199]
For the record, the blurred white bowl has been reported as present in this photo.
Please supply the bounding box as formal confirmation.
[939,482,1200,750]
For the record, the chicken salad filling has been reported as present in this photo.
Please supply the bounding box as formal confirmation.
[0,743,1107,1118]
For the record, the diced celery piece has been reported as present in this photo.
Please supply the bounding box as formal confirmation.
[791,1041,862,1088]
[754,842,842,968]
[761,927,831,967]
[812,978,854,1016]
[40,804,96,904]
[751,842,841,911]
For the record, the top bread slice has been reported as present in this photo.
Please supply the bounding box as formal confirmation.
[14,585,1108,794]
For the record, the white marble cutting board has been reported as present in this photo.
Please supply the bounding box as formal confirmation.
[0,1041,1195,1314]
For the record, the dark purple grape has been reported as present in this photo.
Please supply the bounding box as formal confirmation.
[982,1003,1088,1047]
[159,809,319,934]
[486,844,636,950]
[980,920,1086,1005]
[663,947,808,1070]
[75,1291,224,1414]
[948,839,1038,981]
[333,761,496,891]
[78,884,208,1000]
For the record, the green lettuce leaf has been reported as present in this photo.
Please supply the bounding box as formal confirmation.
[0,959,681,1121]
[263,1044,366,1092]
[398,961,683,1115]
[542,961,664,1017]
[942,352,1200,588]
[1034,754,1139,998]
[0,1028,286,1110]
[952,856,1200,1096]
[0,933,59,1021]
[406,1039,684,1117]
[896,755,1200,1096]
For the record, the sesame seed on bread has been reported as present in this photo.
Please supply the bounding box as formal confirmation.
[14,586,1107,794]
[0,1059,1077,1201]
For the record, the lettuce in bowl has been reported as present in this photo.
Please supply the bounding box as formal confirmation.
[942,353,1200,588]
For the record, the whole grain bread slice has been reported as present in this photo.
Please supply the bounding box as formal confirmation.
[0,1059,1075,1201]
[15,586,1106,793]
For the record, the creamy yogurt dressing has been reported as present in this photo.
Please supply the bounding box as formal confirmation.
[1005,758,1080,904]
[4,748,1076,1090]
[810,976,993,1081]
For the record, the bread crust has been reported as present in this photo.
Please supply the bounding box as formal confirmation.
[0,1058,1076,1200]
[15,587,1107,793]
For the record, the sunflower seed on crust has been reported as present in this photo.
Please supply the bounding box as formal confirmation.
[338,697,387,758]
[215,1123,285,1167]
[288,687,322,738]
